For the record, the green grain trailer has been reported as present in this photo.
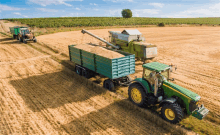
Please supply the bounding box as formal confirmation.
[128,62,209,123]
[10,26,27,39]
[69,45,135,91]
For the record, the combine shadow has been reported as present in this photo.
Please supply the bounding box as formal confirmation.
[61,99,171,135]
[10,69,107,112]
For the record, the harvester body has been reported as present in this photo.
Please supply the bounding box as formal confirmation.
[128,62,209,123]
[109,30,157,60]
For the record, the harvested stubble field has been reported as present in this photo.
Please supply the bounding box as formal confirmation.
[1,20,220,134]
[34,27,220,134]
[0,21,189,135]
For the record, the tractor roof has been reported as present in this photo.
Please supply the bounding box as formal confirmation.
[143,62,170,72]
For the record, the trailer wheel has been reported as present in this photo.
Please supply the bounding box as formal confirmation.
[103,79,114,91]
[82,69,90,78]
[128,83,146,107]
[75,66,82,75]
[161,103,183,124]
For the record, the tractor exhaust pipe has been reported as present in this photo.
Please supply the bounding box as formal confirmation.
[81,29,120,49]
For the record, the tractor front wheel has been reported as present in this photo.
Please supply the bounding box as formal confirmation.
[161,103,183,124]
[33,38,37,42]
[128,83,146,107]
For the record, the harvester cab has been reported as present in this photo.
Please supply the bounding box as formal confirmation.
[128,62,209,124]
[108,29,157,62]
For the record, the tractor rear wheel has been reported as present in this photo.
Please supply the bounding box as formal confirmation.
[161,103,183,124]
[103,79,114,91]
[23,39,27,44]
[19,37,23,42]
[128,83,146,107]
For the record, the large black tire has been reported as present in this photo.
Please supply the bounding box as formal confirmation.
[75,66,82,75]
[161,103,183,124]
[33,38,37,42]
[103,79,114,91]
[82,69,90,78]
[128,83,147,107]
[13,35,16,39]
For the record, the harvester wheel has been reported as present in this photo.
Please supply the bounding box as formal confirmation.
[75,66,82,75]
[161,103,183,124]
[82,69,90,78]
[128,83,146,107]
[103,79,114,91]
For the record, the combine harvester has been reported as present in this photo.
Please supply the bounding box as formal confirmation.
[81,29,157,63]
[10,26,37,43]
[68,31,209,124]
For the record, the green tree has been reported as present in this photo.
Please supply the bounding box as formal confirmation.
[121,9,132,18]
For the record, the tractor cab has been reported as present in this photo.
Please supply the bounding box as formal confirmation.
[142,62,174,95]
[20,27,30,35]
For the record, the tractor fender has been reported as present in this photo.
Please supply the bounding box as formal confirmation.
[129,78,151,94]
[159,97,177,107]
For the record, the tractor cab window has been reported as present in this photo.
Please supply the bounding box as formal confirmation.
[143,68,156,85]
[21,30,25,35]
[24,29,30,34]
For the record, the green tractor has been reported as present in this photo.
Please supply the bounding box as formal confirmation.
[128,62,209,123]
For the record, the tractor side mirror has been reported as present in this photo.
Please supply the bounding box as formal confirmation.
[172,78,175,81]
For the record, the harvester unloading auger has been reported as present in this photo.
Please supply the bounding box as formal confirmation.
[81,29,157,63]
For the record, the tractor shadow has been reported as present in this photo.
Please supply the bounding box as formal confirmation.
[61,99,170,135]
[10,68,107,112]
[0,37,13,42]
[1,40,21,45]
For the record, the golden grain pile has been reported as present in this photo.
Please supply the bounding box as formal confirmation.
[75,44,124,59]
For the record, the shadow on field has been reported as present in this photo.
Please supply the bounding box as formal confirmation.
[61,99,185,135]
[0,37,13,42]
[10,68,107,112]
[1,40,21,45]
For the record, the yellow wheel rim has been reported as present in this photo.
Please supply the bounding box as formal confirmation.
[131,88,142,104]
[165,109,175,120]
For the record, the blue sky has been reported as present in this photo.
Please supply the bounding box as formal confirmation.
[0,0,220,18]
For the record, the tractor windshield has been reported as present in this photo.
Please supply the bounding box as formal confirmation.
[160,69,169,80]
